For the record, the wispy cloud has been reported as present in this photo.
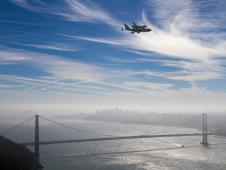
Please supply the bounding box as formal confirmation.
[137,68,224,82]
[0,74,111,94]
[0,47,152,93]
[10,0,121,26]
[104,56,140,63]
[65,35,122,45]
[154,59,225,81]
[0,48,32,64]
[148,0,226,33]
[0,47,104,82]
[67,0,226,84]
[1,47,226,113]
[74,23,226,60]
[24,43,79,52]
[69,33,226,82]
[62,0,121,26]
[0,19,48,26]
[124,81,174,91]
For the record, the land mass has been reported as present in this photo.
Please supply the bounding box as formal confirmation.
[0,136,43,170]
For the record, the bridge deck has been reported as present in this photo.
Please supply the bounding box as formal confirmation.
[22,133,215,146]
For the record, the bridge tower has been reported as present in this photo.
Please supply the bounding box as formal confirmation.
[201,113,208,146]
[34,115,40,159]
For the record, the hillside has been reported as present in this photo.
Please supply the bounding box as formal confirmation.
[0,136,43,170]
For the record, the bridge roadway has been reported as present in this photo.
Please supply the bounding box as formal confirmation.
[22,133,215,146]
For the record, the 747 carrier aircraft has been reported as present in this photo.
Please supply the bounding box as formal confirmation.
[122,22,152,33]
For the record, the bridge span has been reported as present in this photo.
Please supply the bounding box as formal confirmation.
[22,132,215,146]
[1,113,211,159]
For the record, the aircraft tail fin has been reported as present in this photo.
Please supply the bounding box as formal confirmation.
[124,24,130,30]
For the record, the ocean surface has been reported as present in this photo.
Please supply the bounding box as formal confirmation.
[2,119,226,170]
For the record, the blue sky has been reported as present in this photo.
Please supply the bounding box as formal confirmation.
[0,0,226,114]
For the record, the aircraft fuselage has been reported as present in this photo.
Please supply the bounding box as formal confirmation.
[122,23,152,33]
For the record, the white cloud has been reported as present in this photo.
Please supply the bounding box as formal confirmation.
[137,68,223,82]
[66,35,122,45]
[147,0,192,29]
[10,0,121,26]
[148,0,226,32]
[154,59,225,81]
[24,43,79,52]
[69,33,223,60]
[0,47,226,113]
[69,1,226,83]
[75,31,226,82]
[166,71,222,82]
[0,48,104,82]
[0,75,111,94]
[63,0,121,26]
[45,59,103,82]
[124,81,173,91]
[0,47,155,93]
[122,31,218,59]
[0,49,31,64]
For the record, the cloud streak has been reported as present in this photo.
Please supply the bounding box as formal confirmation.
[24,43,80,52]
[0,47,165,93]
[0,47,104,82]
[124,81,174,91]
[66,1,226,84]
[10,0,121,26]
[1,46,226,113]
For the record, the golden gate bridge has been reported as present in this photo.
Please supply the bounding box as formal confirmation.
[0,113,218,159]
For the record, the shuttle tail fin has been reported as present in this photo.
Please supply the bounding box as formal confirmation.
[124,24,130,30]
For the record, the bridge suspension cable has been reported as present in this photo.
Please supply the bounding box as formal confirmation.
[0,116,34,135]
[39,115,116,137]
